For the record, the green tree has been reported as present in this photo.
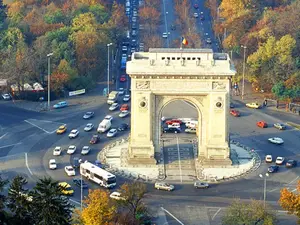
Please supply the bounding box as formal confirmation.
[31,177,74,225]
[222,199,277,225]
[0,0,7,31]
[0,176,9,225]
[7,176,32,225]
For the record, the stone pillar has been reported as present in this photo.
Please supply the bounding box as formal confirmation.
[128,82,156,165]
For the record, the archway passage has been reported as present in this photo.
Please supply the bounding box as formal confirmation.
[126,48,236,167]
[161,100,198,181]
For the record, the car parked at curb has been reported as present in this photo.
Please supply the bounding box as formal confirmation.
[274,123,286,130]
[275,157,285,165]
[194,181,209,189]
[265,155,272,163]
[53,101,68,109]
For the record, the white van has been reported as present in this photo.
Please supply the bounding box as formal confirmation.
[97,120,111,133]
[185,120,198,128]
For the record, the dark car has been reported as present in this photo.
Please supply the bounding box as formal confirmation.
[286,160,297,168]
[230,103,234,108]
[118,123,129,131]
[72,157,80,169]
[200,15,205,20]
[268,165,279,173]
[163,127,181,133]
[90,134,100,144]
[72,178,88,189]
[171,24,176,30]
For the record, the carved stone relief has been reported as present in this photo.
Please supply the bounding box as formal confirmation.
[212,81,226,90]
[136,81,150,90]
[152,81,211,92]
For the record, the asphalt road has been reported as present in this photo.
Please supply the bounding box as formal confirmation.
[1,2,299,225]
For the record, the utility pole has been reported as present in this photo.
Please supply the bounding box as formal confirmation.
[241,45,247,100]
[107,43,113,95]
[47,53,53,111]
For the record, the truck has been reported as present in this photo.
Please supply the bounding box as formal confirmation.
[121,57,127,69]
[107,91,119,104]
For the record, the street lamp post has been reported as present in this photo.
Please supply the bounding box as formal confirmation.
[241,45,247,100]
[47,53,53,111]
[259,173,269,208]
[107,43,113,95]
[80,173,83,211]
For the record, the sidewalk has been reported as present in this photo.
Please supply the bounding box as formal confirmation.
[8,84,108,113]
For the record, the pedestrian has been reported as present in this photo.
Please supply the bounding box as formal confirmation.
[276,100,279,109]
[263,98,267,107]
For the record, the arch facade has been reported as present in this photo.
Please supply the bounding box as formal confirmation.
[126,49,236,166]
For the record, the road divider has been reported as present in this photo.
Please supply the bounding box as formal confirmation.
[286,122,300,130]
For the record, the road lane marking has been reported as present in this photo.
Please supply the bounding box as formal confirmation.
[212,208,222,220]
[0,142,22,149]
[25,152,33,175]
[69,198,81,205]
[291,189,297,192]
[287,176,299,185]
[0,133,7,140]
[24,119,51,134]
[176,137,183,183]
[161,207,184,225]
[268,188,278,193]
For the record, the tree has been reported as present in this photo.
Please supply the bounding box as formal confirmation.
[0,176,9,225]
[117,182,150,225]
[0,0,7,31]
[7,176,32,225]
[279,180,300,223]
[50,72,69,94]
[31,177,74,225]
[78,189,116,225]
[222,199,277,225]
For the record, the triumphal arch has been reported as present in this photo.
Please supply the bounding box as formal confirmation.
[126,48,236,166]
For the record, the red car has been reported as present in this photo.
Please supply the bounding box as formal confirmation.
[194,4,199,9]
[165,119,182,125]
[90,134,99,144]
[257,121,268,128]
[120,104,129,111]
[120,74,126,82]
[230,109,240,117]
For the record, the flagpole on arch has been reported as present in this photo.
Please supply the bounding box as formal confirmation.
[180,37,183,50]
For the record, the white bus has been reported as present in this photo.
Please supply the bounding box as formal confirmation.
[80,162,116,188]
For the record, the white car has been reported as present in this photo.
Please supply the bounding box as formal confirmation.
[110,192,126,201]
[81,146,90,155]
[69,129,79,138]
[64,166,76,176]
[168,123,181,128]
[119,110,130,118]
[2,93,11,100]
[83,111,94,119]
[123,95,131,102]
[84,123,94,132]
[162,32,168,38]
[268,137,284,145]
[67,145,76,154]
[265,155,273,163]
[109,103,119,111]
[49,159,57,169]
[107,129,117,138]
[118,88,125,95]
[104,115,113,122]
[53,146,62,156]
[276,157,285,165]
[193,12,199,18]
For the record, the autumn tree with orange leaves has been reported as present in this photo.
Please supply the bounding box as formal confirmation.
[279,180,300,223]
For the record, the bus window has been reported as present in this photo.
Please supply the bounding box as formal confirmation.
[94,174,103,181]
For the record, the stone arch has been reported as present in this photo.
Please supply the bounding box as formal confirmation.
[153,95,207,158]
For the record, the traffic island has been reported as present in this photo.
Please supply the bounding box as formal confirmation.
[98,137,165,183]
[195,140,261,183]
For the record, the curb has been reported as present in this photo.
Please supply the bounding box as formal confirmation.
[286,122,300,130]
[197,140,261,183]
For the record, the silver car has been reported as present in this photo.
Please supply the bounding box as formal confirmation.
[194,181,209,189]
[154,182,174,191]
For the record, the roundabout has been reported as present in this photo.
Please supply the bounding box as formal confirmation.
[0,92,300,224]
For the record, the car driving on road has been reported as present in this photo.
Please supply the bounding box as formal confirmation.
[84,123,94,132]
[268,137,284,145]
[268,165,279,173]
[118,123,129,131]
[109,103,119,111]
[274,123,286,130]
[64,166,76,176]
[119,110,130,118]
[155,182,175,191]
[246,102,260,109]
[69,129,79,138]
[107,129,117,138]
[56,125,67,134]
[286,160,297,168]
[90,134,100,144]
[67,145,76,154]
[53,146,62,156]
[49,159,57,170]
[83,112,94,119]
[58,182,74,195]
[194,181,209,189]
[73,178,88,189]
[163,127,181,133]
[81,146,90,155]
